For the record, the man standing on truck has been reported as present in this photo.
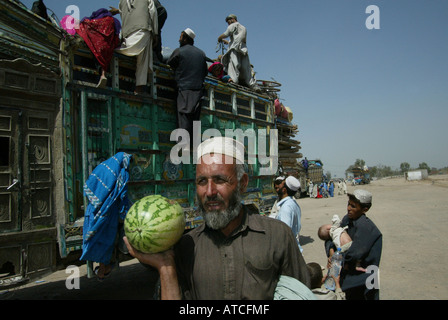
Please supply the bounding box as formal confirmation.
[301,157,309,177]
[167,28,208,150]
[112,0,158,95]
[217,14,258,90]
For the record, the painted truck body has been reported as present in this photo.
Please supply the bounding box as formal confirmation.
[0,1,278,283]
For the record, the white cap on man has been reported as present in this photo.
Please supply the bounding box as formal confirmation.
[184,28,196,39]
[285,176,301,191]
[348,189,372,204]
[275,176,301,192]
[197,137,245,164]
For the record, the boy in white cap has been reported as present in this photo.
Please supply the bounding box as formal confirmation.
[124,137,310,299]
[324,189,382,300]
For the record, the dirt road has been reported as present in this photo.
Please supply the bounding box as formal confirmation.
[299,174,448,300]
[2,175,448,300]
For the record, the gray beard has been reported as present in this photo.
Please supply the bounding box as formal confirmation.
[197,189,243,230]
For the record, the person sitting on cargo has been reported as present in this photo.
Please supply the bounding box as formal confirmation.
[112,0,159,95]
[207,61,231,83]
[123,137,310,299]
[301,157,309,176]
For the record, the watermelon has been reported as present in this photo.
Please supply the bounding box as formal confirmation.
[124,195,185,253]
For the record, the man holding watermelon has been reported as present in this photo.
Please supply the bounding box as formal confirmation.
[124,137,310,299]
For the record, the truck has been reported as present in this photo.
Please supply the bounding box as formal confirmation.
[276,158,324,199]
[351,166,371,185]
[296,159,324,197]
[0,0,282,286]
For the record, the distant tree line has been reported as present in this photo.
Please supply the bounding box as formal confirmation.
[344,159,445,179]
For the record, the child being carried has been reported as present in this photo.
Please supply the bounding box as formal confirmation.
[318,215,352,252]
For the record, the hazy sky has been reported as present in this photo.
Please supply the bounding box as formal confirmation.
[20,0,448,177]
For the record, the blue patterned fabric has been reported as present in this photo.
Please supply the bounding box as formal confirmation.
[80,152,132,264]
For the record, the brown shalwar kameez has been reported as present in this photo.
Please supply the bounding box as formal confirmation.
[174,204,310,300]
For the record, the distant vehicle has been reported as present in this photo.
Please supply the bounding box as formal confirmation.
[297,159,324,197]
[351,166,371,185]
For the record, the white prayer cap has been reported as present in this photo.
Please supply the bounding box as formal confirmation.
[184,28,196,39]
[348,189,372,204]
[285,176,301,192]
[197,137,245,164]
